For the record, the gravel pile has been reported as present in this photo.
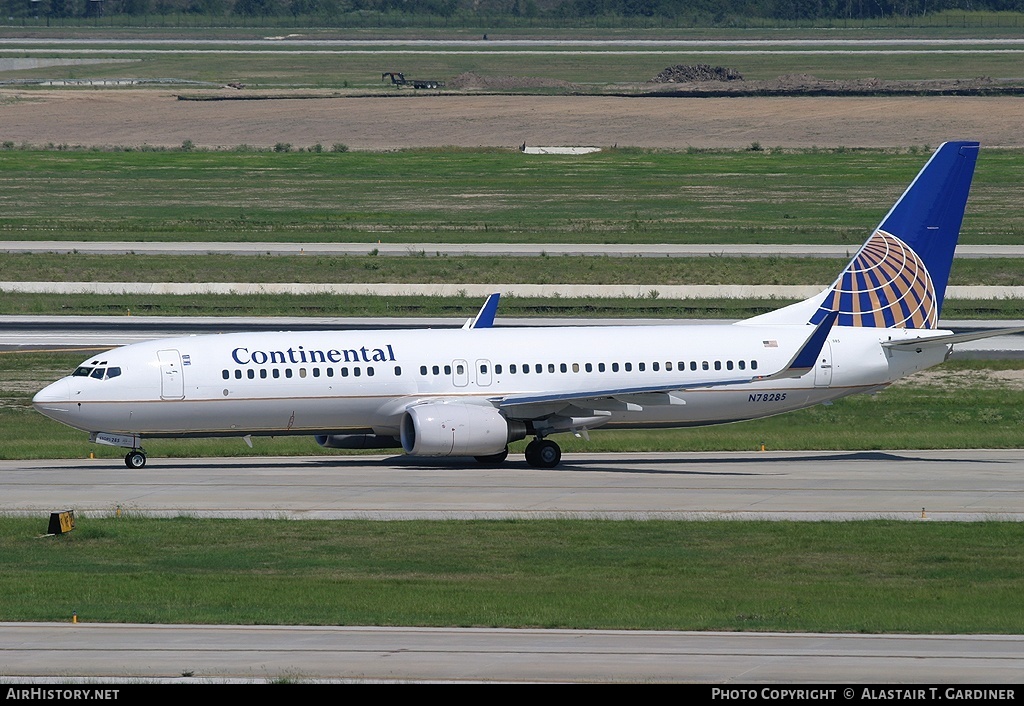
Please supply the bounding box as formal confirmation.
[649,65,744,83]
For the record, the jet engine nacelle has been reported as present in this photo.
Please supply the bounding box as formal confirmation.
[401,402,526,457]
[315,434,401,449]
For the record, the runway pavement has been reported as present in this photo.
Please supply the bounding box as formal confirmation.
[2,623,1023,683]
[4,450,1023,521]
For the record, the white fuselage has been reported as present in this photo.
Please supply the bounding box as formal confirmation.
[32,322,949,440]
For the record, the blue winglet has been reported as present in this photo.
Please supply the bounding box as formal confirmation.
[469,293,500,329]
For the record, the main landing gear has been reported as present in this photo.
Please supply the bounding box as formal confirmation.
[473,438,563,468]
[524,438,561,469]
[124,449,147,468]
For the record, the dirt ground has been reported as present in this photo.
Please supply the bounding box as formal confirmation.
[2,88,1023,149]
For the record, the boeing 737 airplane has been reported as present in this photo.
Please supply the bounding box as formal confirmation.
[33,141,1015,469]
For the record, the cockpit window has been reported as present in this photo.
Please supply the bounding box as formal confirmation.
[73,365,121,380]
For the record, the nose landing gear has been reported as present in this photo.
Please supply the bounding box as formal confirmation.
[124,449,147,468]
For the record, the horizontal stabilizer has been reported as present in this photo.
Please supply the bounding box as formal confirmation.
[882,327,1024,352]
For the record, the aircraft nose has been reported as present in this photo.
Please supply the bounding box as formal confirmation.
[33,379,72,409]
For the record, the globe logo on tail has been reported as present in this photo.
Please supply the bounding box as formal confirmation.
[818,230,938,329]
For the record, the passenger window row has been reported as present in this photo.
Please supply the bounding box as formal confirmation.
[419,360,759,376]
[221,358,759,383]
[222,366,402,381]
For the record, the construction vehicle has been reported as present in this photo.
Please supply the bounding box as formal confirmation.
[382,72,445,90]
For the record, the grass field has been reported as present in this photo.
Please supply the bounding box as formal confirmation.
[4,31,1024,88]
[4,10,1024,36]
[4,26,1024,641]
[3,516,1023,632]
[1,148,1022,245]
[5,252,1024,287]
[4,293,1024,319]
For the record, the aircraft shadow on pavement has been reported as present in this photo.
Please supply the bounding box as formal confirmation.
[26,450,1003,473]
[302,450,1002,475]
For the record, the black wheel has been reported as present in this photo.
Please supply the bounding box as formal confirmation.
[125,450,147,469]
[524,439,540,466]
[525,439,561,468]
[535,439,561,468]
[474,447,509,465]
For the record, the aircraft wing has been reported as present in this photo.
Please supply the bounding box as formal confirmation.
[496,311,838,417]
[882,327,1024,352]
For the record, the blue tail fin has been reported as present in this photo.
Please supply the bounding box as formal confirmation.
[810,141,979,329]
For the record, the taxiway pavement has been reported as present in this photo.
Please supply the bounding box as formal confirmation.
[4,450,1023,521]
[2,623,1022,683]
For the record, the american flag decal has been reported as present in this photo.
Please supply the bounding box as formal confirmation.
[763,340,778,348]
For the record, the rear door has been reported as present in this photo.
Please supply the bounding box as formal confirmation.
[813,341,833,387]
